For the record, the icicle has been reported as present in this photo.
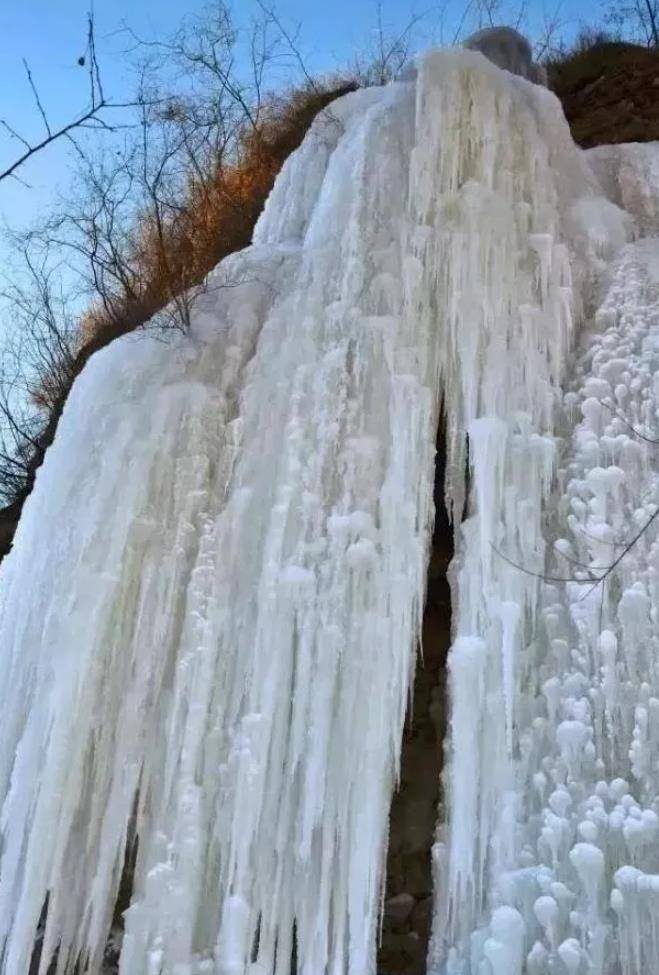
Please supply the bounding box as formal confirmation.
[0,41,653,975]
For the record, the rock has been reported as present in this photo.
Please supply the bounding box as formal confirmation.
[404,853,433,897]
[429,696,444,738]
[411,896,434,935]
[385,852,404,895]
[401,930,425,964]
[402,799,436,853]
[464,26,547,85]
[400,742,439,797]
[379,933,407,967]
[384,892,415,928]
[378,930,425,974]
[428,546,451,580]
[387,804,404,856]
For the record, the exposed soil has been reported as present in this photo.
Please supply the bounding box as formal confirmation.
[549,42,659,148]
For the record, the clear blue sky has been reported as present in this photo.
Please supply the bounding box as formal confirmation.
[0,0,606,237]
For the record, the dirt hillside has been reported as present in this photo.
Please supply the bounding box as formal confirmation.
[549,41,659,148]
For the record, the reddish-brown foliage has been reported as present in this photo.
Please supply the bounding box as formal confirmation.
[0,80,357,557]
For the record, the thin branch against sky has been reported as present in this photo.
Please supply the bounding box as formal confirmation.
[0,0,607,239]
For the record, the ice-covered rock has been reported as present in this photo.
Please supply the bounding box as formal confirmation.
[463,27,547,84]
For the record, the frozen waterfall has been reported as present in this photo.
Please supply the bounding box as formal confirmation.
[0,46,658,975]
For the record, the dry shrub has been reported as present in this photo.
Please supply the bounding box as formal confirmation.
[80,79,356,347]
[0,79,357,555]
[546,30,655,95]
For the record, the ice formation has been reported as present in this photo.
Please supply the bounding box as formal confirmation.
[0,44,658,975]
[587,144,659,236]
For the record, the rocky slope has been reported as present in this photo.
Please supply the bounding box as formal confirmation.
[549,41,659,147]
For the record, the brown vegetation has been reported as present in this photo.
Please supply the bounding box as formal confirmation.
[0,0,425,560]
[547,34,659,146]
[82,80,357,342]
[0,79,356,558]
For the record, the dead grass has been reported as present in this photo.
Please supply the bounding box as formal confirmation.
[0,79,358,556]
[84,80,358,347]
[545,31,659,147]
[547,32,655,95]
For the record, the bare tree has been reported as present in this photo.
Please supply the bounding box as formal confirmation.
[533,0,570,62]
[474,0,504,29]
[348,1,430,83]
[603,0,659,47]
[0,15,152,187]
[448,0,532,43]
[0,1,276,514]
[9,4,282,336]
[0,0,430,522]
[0,245,78,503]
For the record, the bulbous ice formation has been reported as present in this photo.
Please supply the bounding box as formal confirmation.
[0,43,656,975]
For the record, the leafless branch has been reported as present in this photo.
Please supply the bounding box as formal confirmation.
[0,14,157,186]
[598,398,659,445]
[493,391,659,599]
[22,58,51,137]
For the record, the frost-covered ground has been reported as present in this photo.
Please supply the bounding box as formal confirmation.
[0,46,658,975]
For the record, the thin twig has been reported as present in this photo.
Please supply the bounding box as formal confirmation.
[598,398,659,445]
[491,542,602,584]
[580,504,659,599]
[22,59,51,136]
